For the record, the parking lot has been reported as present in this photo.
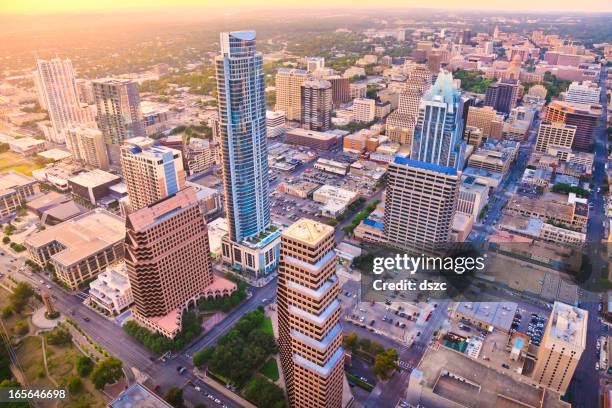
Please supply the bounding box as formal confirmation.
[269,190,324,226]
[345,298,435,344]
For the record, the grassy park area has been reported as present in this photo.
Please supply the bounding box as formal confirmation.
[0,151,44,176]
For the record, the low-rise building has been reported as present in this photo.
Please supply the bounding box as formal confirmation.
[285,128,340,150]
[0,171,39,219]
[88,262,133,316]
[504,193,588,232]
[499,214,586,245]
[314,158,350,175]
[453,301,519,333]
[266,110,286,138]
[25,209,125,289]
[277,180,320,198]
[183,138,218,175]
[68,169,121,205]
[8,137,45,156]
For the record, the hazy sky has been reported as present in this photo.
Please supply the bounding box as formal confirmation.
[2,0,611,13]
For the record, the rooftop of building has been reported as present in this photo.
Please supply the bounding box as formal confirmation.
[454,301,518,332]
[313,184,358,202]
[393,156,458,176]
[26,209,125,266]
[0,171,36,191]
[68,169,120,188]
[282,218,333,246]
[549,301,588,349]
[9,137,45,148]
[38,149,72,162]
[412,346,569,408]
[109,383,172,408]
[286,128,338,141]
[127,188,198,232]
[548,99,602,116]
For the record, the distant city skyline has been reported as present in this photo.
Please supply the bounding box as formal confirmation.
[2,0,612,14]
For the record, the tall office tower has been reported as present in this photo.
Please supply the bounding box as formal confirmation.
[533,302,587,395]
[93,78,145,147]
[384,71,464,246]
[120,137,185,212]
[406,64,433,90]
[325,75,351,108]
[545,100,600,151]
[216,32,280,279]
[411,71,465,169]
[33,58,84,143]
[275,68,309,121]
[125,188,214,338]
[384,158,460,245]
[535,121,577,153]
[427,52,442,74]
[385,69,432,146]
[466,106,504,139]
[65,125,110,170]
[306,57,325,72]
[484,78,519,115]
[301,79,333,131]
[277,218,347,408]
[215,30,270,243]
[565,81,600,105]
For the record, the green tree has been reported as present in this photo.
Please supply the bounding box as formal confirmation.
[66,376,83,394]
[8,282,34,313]
[244,376,286,408]
[1,306,13,318]
[76,355,93,377]
[344,332,358,351]
[2,236,9,244]
[46,326,72,346]
[192,348,214,367]
[374,348,398,380]
[91,357,123,389]
[164,387,184,408]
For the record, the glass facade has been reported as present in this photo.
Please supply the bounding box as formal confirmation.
[215,31,270,242]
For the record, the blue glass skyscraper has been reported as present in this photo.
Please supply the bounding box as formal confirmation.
[411,70,465,169]
[215,31,270,243]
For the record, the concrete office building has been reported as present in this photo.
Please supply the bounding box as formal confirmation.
[93,78,145,148]
[183,138,218,175]
[384,158,460,245]
[215,31,280,279]
[25,209,125,289]
[120,137,185,212]
[33,58,86,144]
[306,57,325,72]
[65,125,109,170]
[466,106,504,139]
[352,98,376,123]
[325,75,351,107]
[275,68,309,121]
[301,79,332,131]
[533,302,587,394]
[277,218,349,408]
[125,188,220,338]
[457,177,489,220]
[535,122,577,153]
[564,81,600,105]
[545,100,600,151]
[68,169,121,205]
[266,110,286,138]
[484,78,520,115]
[88,262,133,316]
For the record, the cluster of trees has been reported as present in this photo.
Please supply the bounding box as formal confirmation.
[1,342,27,408]
[342,199,379,235]
[334,119,378,134]
[244,376,286,408]
[123,311,202,354]
[164,387,184,407]
[8,282,34,313]
[76,355,93,377]
[551,182,590,198]
[45,325,72,346]
[452,70,493,94]
[192,308,276,387]
[344,332,398,380]
[91,357,123,389]
[140,68,216,96]
[170,123,213,142]
[197,279,247,313]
